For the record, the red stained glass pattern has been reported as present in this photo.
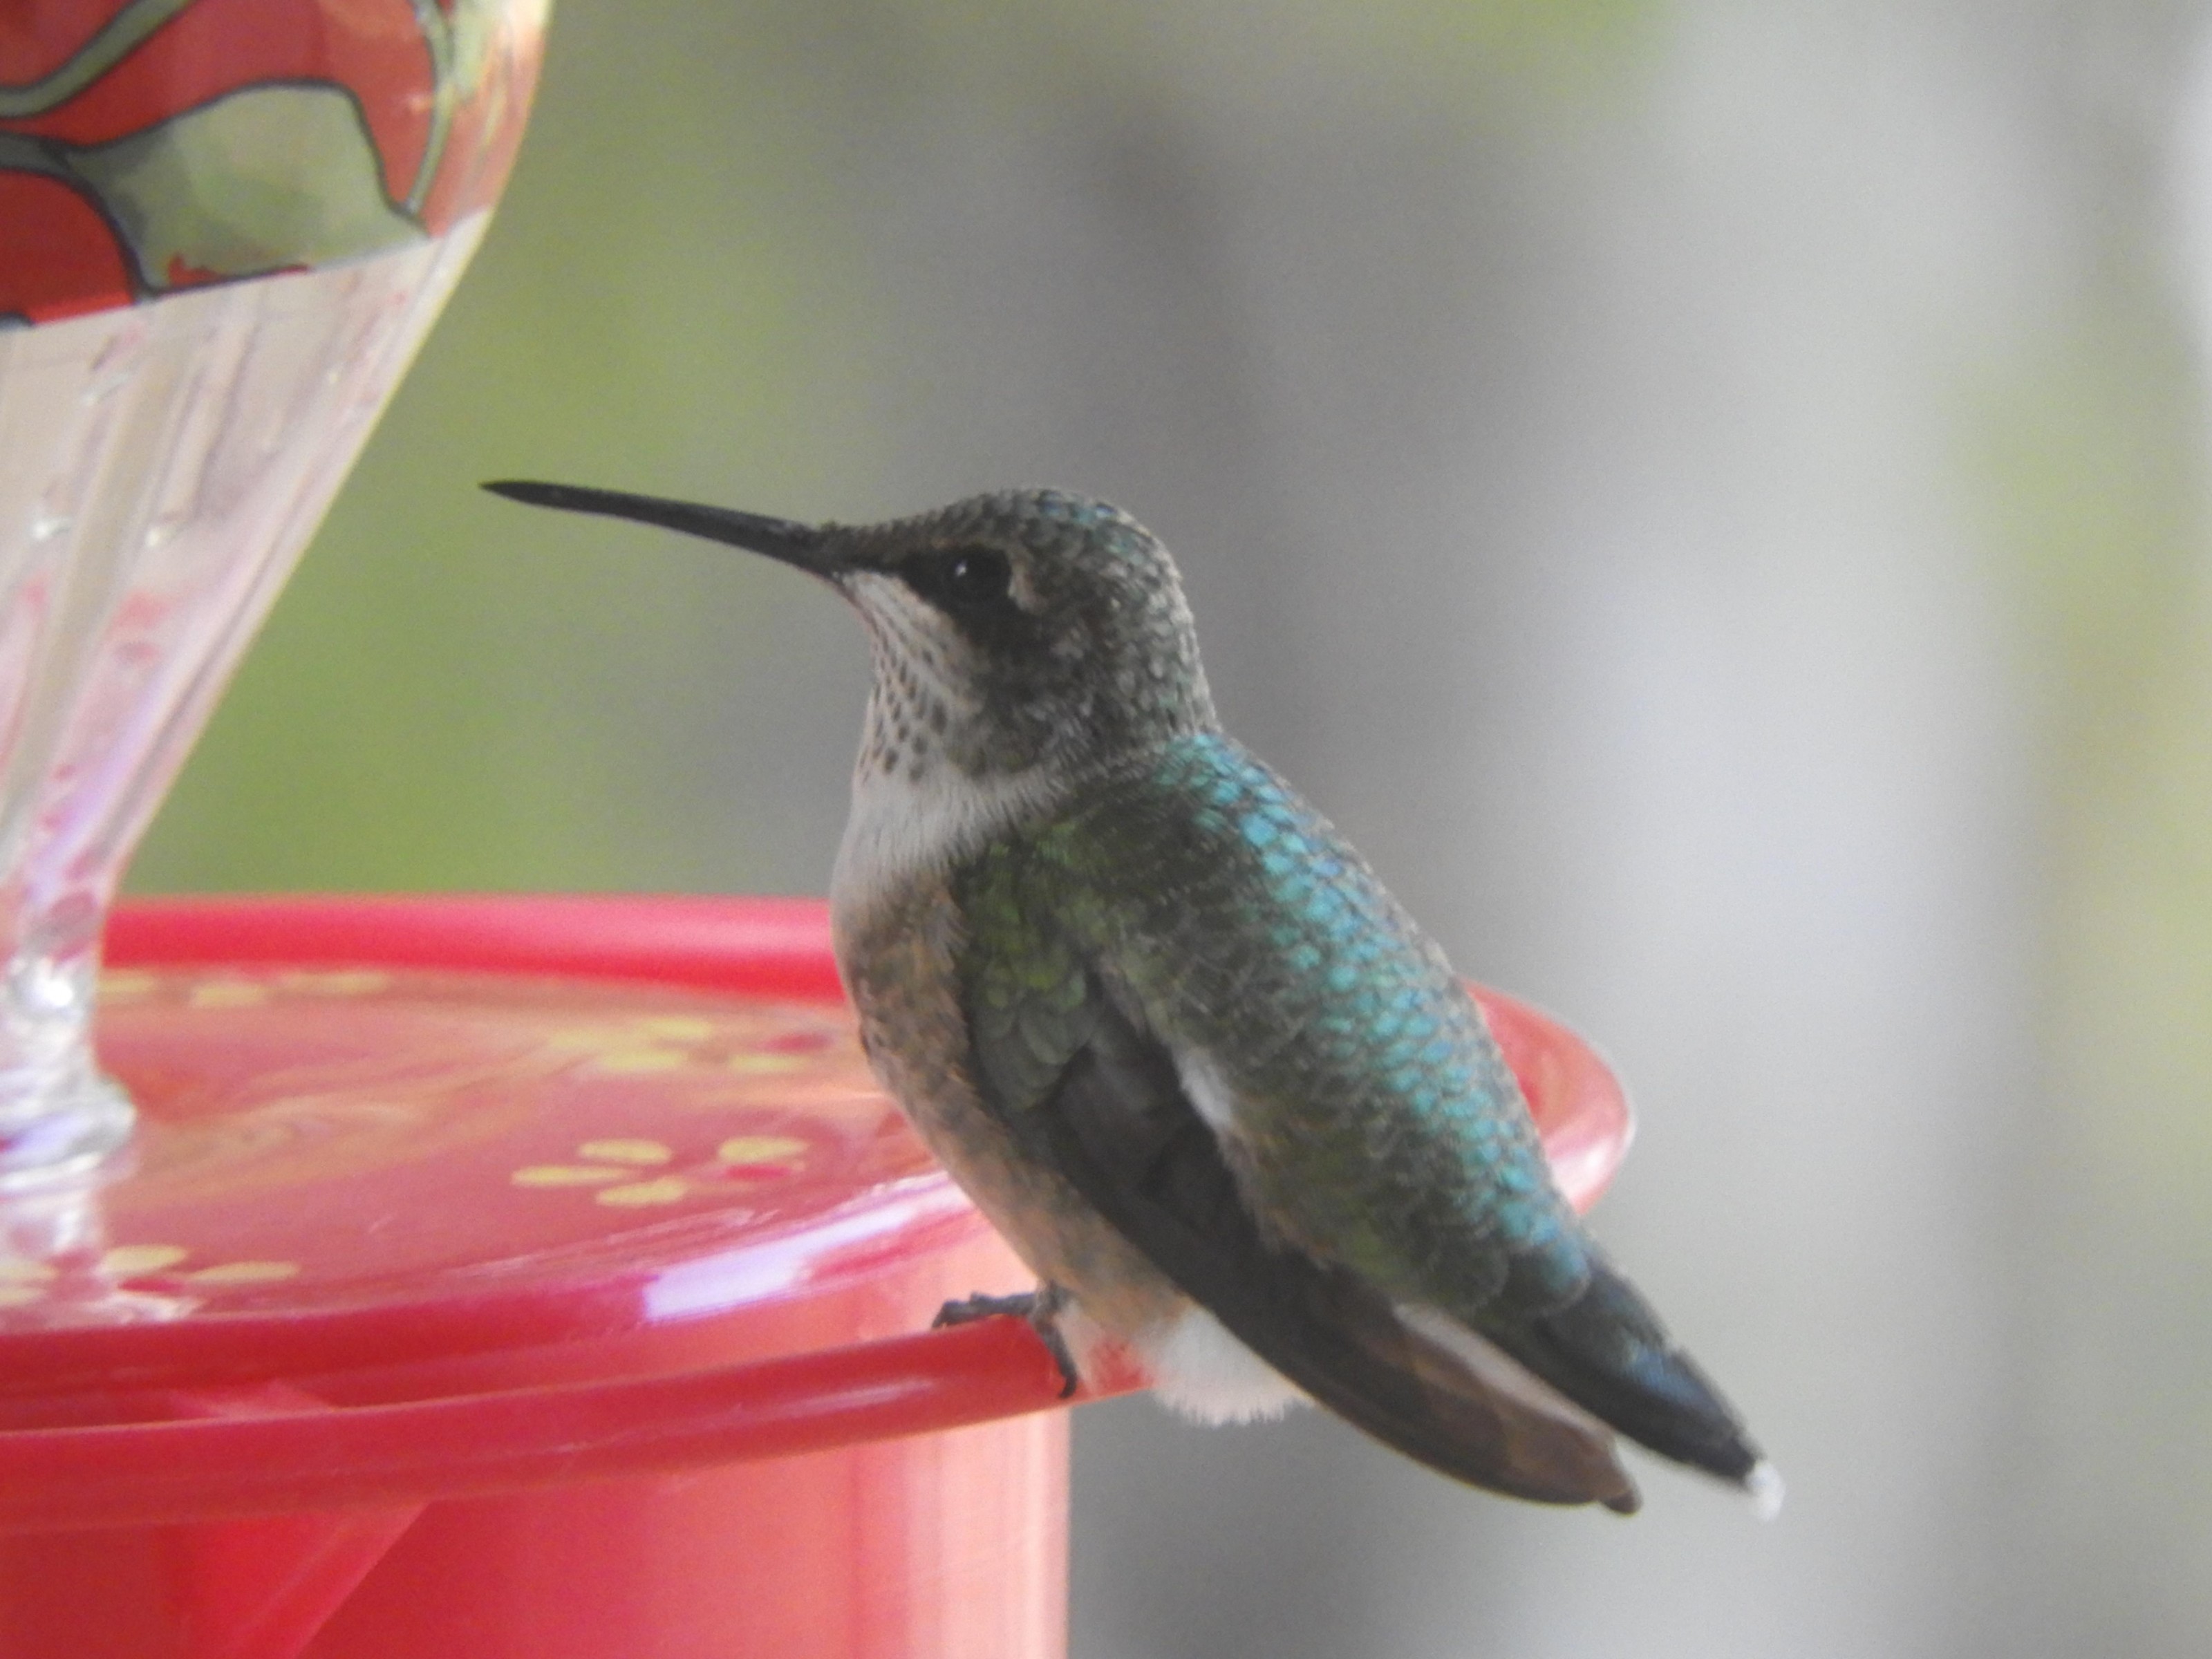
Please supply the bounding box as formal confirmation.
[0,170,131,322]
[1,0,437,204]
[0,0,543,319]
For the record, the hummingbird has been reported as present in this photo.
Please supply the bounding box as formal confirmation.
[486,479,1777,1516]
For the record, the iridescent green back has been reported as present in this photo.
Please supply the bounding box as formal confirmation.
[956,731,1590,1320]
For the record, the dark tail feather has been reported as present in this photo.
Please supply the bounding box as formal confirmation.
[1032,1030,1642,1510]
[1494,1250,1765,1489]
[1272,1266,1644,1513]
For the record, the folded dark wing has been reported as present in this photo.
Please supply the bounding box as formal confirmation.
[994,987,1640,1512]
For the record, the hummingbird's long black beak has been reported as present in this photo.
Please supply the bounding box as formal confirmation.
[482,480,837,576]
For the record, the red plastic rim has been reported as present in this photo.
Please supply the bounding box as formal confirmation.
[106,893,847,1000]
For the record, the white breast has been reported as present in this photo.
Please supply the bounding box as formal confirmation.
[829,758,1060,944]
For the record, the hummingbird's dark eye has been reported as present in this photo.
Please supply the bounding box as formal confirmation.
[905,546,1014,614]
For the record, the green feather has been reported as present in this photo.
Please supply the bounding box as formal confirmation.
[955,730,1588,1324]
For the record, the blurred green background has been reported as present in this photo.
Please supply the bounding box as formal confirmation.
[129,1,2212,1654]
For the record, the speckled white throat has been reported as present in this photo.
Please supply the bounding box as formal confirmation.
[829,573,1069,946]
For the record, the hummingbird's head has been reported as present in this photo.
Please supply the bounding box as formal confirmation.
[484,482,1218,787]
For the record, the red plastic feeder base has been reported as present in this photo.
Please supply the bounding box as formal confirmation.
[0,896,1629,1659]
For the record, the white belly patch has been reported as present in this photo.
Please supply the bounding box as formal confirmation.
[1137,1304,1308,1424]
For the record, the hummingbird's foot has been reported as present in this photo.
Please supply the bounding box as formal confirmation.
[933,1284,1081,1398]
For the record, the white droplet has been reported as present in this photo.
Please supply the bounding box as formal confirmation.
[1745,1459,1785,1521]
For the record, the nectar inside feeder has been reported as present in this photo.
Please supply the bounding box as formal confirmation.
[0,893,1631,1659]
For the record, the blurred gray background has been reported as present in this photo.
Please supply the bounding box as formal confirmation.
[132,1,2212,1653]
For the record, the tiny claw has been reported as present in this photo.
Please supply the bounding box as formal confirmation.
[932,1285,1082,1398]
[932,1291,1040,1329]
